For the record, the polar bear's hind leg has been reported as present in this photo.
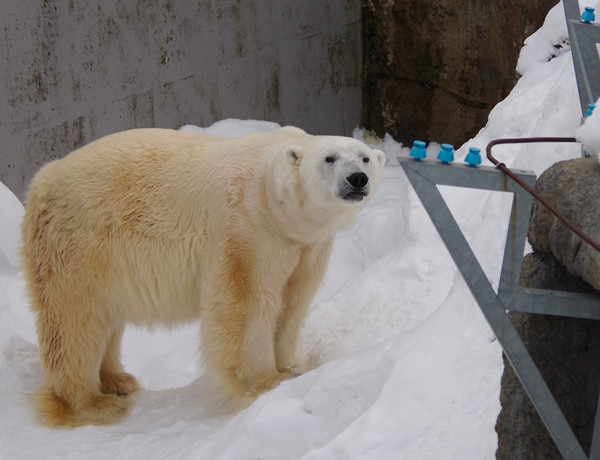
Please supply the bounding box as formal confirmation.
[31,308,133,427]
[100,327,139,397]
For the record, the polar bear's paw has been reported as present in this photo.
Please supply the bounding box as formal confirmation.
[81,393,131,425]
[31,389,131,428]
[283,366,302,377]
[244,369,301,397]
[100,372,140,396]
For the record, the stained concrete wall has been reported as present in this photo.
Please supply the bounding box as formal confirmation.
[0,0,362,200]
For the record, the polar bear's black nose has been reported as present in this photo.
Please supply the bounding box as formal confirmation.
[347,172,369,189]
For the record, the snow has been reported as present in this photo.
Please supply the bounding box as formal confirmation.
[179,119,282,138]
[0,2,597,458]
[576,96,600,158]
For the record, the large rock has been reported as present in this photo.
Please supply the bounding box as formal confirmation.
[529,158,600,290]
[496,158,600,458]
[496,253,600,459]
[362,0,557,146]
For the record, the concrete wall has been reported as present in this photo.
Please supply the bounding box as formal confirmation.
[0,0,362,200]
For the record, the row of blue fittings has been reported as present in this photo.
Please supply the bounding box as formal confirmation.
[409,141,482,167]
[409,104,595,167]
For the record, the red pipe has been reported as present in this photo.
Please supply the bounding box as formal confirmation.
[486,137,600,254]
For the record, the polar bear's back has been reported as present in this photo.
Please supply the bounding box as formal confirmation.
[26,129,213,239]
[28,126,308,198]
[25,127,305,238]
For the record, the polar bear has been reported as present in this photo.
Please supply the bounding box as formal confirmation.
[20,126,385,428]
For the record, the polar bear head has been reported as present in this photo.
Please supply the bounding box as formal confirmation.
[294,135,385,207]
[272,133,385,240]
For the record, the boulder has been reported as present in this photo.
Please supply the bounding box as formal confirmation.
[496,253,600,459]
[529,158,600,290]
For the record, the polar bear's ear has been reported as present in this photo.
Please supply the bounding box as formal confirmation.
[374,149,386,168]
[284,145,303,165]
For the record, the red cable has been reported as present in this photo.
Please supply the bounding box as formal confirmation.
[486,137,600,253]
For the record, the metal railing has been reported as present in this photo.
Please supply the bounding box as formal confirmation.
[564,0,600,116]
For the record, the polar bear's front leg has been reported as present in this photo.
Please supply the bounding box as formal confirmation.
[275,239,334,373]
[201,237,294,401]
[239,308,294,390]
[200,297,289,402]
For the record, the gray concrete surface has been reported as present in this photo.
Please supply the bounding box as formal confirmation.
[0,0,362,200]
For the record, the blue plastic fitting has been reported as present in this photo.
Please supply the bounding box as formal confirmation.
[409,140,427,161]
[437,144,454,164]
[464,147,482,167]
[586,103,596,118]
[581,7,595,23]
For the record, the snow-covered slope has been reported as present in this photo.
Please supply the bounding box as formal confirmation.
[1,2,598,458]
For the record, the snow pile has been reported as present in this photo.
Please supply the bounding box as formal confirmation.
[576,98,600,158]
[0,182,24,276]
[0,2,594,458]
[516,3,570,76]
[179,118,281,138]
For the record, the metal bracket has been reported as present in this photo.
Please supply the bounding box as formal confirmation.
[398,157,600,460]
[563,0,600,116]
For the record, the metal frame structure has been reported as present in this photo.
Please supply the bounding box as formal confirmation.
[393,2,600,457]
[398,157,600,460]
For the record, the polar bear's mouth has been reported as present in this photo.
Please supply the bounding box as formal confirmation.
[341,190,367,201]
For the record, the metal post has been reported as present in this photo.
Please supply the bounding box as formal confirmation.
[563,0,600,115]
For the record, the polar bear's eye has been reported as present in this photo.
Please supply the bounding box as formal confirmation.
[363,157,370,163]
[325,156,336,163]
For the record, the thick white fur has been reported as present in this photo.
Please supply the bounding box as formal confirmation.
[20,127,385,427]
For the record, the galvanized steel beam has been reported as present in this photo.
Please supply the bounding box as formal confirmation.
[563,0,600,115]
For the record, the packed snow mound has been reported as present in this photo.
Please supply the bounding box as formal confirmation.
[179,118,281,137]
[516,3,570,76]
[0,181,24,276]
